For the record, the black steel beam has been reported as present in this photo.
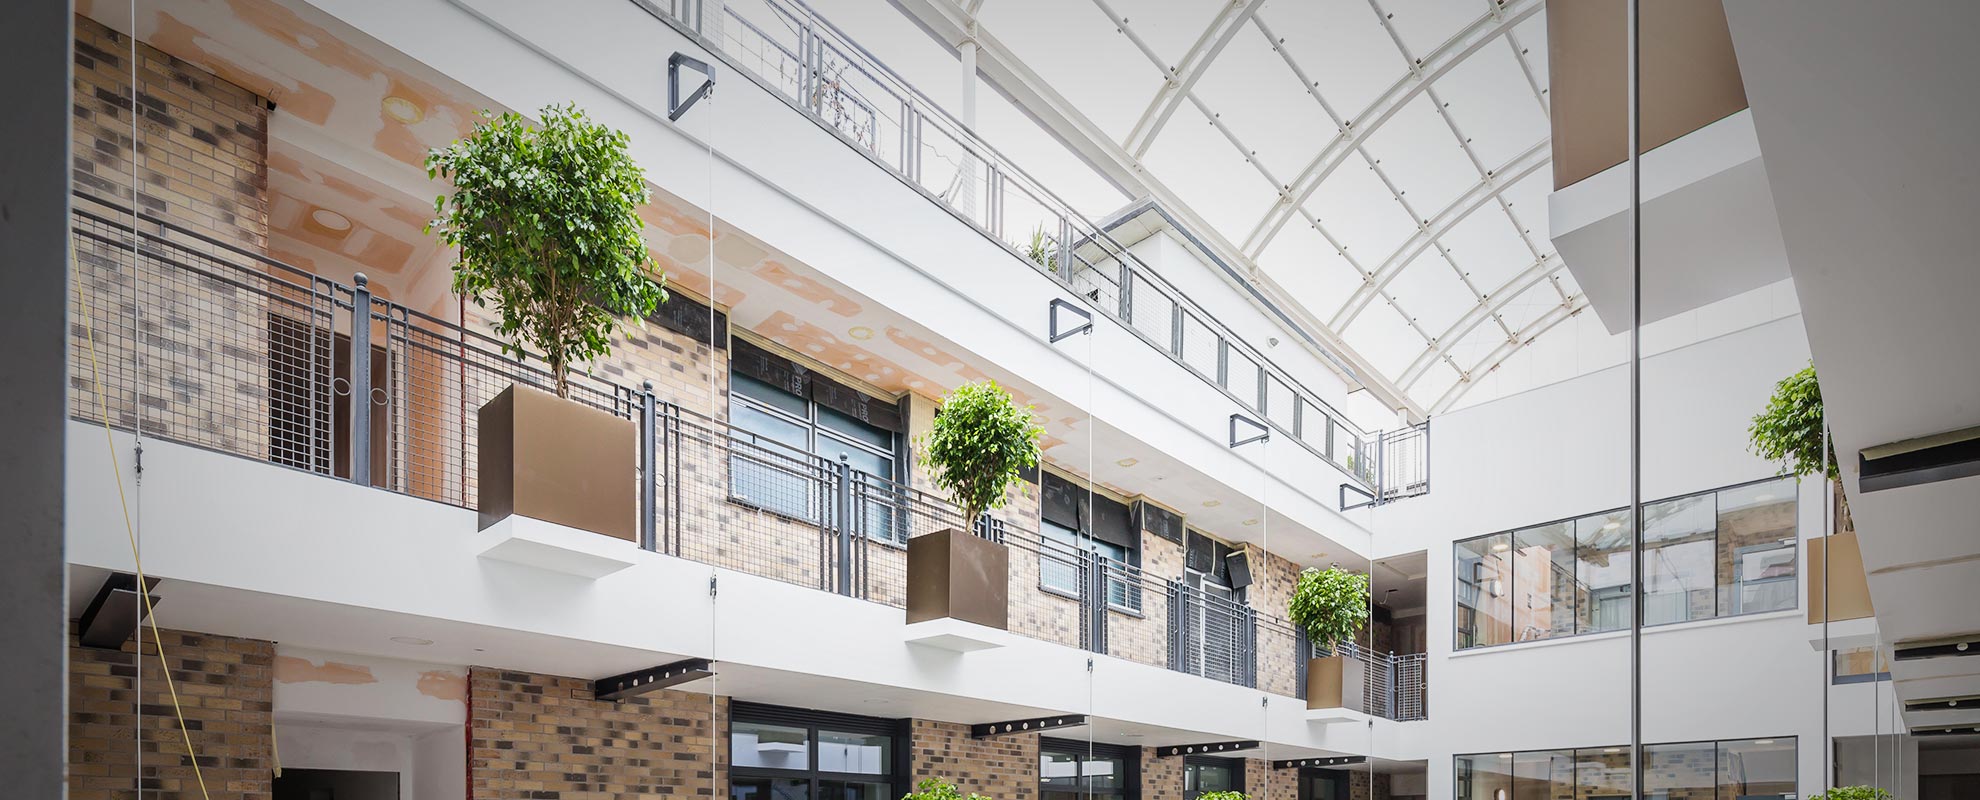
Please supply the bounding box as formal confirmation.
[970,714,1086,738]
[1154,740,1260,758]
[593,658,714,701]
[1859,427,1980,493]
[76,573,160,650]
[1273,756,1366,770]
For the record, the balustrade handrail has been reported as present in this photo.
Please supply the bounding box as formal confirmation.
[69,197,1417,705]
[636,0,1407,490]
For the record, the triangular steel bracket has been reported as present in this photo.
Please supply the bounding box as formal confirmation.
[668,53,716,122]
[1048,298,1093,343]
[1229,413,1269,448]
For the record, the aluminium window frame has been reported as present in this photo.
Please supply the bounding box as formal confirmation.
[727,368,905,544]
[1038,738,1140,800]
[728,702,908,800]
[1450,736,1799,800]
[1450,474,1802,653]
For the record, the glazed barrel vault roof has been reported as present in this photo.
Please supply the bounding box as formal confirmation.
[817,0,1799,418]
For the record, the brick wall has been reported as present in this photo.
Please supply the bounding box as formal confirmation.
[909,720,1038,800]
[69,626,275,800]
[1139,748,1183,800]
[469,667,726,799]
[69,14,275,457]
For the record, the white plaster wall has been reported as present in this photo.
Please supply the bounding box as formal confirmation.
[292,0,1375,558]
[1366,316,1886,796]
[276,723,419,799]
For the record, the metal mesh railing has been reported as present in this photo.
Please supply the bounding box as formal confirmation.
[70,199,1396,703]
[1295,637,1429,721]
[651,0,1400,488]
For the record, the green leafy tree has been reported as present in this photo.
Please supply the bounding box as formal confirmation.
[1749,363,1837,481]
[1288,566,1370,653]
[1810,787,1891,800]
[902,778,988,800]
[426,103,667,399]
[921,381,1043,526]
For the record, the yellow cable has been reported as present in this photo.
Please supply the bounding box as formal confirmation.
[73,236,214,800]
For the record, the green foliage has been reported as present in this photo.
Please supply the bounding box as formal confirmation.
[1020,224,1055,272]
[1810,787,1891,800]
[1197,791,1247,800]
[901,777,988,800]
[1288,566,1370,652]
[1749,363,1836,481]
[920,381,1043,525]
[426,103,666,399]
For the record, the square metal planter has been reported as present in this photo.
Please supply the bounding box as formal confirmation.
[477,383,637,541]
[906,528,1009,630]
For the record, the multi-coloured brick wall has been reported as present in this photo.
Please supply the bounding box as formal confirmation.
[468,667,727,799]
[911,720,1040,800]
[69,14,275,457]
[68,626,276,800]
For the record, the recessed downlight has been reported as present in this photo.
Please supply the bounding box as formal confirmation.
[309,208,352,232]
[390,636,433,646]
[847,326,874,340]
[1201,500,1221,508]
[1115,457,1138,467]
[382,95,425,124]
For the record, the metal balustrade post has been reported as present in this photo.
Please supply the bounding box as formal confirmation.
[639,382,658,552]
[835,455,852,595]
[349,273,373,487]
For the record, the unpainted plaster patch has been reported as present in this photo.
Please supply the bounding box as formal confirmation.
[274,655,379,685]
[417,669,468,703]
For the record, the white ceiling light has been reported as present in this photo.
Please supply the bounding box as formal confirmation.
[310,208,352,232]
[390,636,433,646]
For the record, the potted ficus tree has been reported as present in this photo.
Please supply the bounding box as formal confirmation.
[1288,565,1371,712]
[908,381,1042,630]
[427,103,667,541]
[1750,364,1870,621]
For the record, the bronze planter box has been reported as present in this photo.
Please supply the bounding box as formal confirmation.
[1306,655,1366,712]
[906,528,1009,630]
[477,383,637,541]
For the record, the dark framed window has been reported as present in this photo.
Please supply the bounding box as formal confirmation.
[1454,737,1795,800]
[1453,476,1798,651]
[1040,739,1138,800]
[730,702,904,800]
[728,339,905,541]
[1296,768,1349,800]
[1183,756,1242,800]
[1038,471,1142,613]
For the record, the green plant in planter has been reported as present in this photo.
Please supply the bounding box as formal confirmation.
[1749,363,1837,481]
[1810,787,1891,800]
[426,103,667,399]
[1197,792,1247,800]
[1288,566,1371,653]
[901,777,988,800]
[1021,224,1056,271]
[920,381,1044,526]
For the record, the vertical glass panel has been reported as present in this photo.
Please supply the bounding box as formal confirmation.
[732,777,810,800]
[1716,738,1796,799]
[1513,523,1577,642]
[1575,510,1634,634]
[1571,748,1632,799]
[731,722,810,769]
[1455,534,1513,649]
[1643,741,1715,799]
[817,730,889,774]
[1454,753,1513,800]
[1265,375,1297,431]
[1716,478,1798,616]
[1128,274,1176,352]
[1511,750,1573,800]
[1226,349,1261,410]
[1643,494,1718,625]
[818,781,890,800]
[1833,646,1889,683]
[1183,761,1237,798]
[1179,313,1219,378]
[1040,750,1081,800]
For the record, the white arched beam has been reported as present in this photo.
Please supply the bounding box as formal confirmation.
[1430,296,1588,413]
[1329,141,1550,331]
[1239,0,1540,259]
[1397,255,1565,390]
[1119,0,1269,157]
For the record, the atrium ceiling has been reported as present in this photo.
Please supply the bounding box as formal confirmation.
[815,0,1801,419]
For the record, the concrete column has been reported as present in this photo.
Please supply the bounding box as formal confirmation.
[0,1,72,796]
[956,32,980,222]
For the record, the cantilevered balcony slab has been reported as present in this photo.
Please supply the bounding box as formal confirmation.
[474,515,640,579]
[903,617,1011,653]
[1305,706,1373,724]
